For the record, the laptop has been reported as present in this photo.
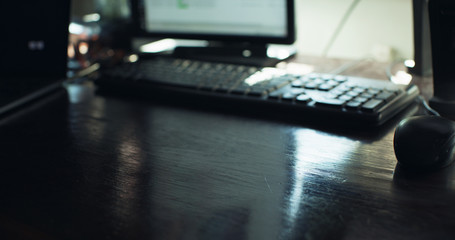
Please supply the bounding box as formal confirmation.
[0,1,70,115]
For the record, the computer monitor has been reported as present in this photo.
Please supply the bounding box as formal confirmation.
[131,0,295,66]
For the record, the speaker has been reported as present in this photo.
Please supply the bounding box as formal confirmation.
[429,0,455,119]
[411,0,432,77]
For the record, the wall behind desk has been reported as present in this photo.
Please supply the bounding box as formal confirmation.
[72,0,413,62]
[295,0,413,61]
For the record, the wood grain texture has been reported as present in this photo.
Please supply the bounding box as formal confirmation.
[0,58,453,240]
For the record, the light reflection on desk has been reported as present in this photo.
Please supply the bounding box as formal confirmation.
[66,82,96,104]
[286,129,359,231]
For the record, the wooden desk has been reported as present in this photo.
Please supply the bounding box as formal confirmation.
[0,57,454,240]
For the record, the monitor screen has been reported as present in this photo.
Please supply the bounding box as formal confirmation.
[133,0,295,44]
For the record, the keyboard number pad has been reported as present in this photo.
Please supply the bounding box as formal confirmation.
[286,73,401,113]
[331,85,400,113]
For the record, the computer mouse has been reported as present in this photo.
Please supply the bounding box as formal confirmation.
[393,115,455,171]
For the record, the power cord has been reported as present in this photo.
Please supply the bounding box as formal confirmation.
[320,0,439,117]
[322,0,362,57]
[417,95,440,116]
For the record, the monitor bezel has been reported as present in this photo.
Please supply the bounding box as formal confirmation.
[131,0,296,45]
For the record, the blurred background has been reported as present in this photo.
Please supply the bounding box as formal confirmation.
[295,0,412,62]
[70,0,413,63]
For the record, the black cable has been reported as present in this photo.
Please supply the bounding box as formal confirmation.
[322,0,362,57]
[385,60,440,116]
[417,96,440,116]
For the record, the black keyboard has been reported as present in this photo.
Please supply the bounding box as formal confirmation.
[96,56,420,126]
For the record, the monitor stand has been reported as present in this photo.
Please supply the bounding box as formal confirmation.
[172,42,295,67]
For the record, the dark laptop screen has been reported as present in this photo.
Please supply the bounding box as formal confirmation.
[0,1,70,79]
[0,1,70,113]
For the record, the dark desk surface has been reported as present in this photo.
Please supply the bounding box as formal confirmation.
[0,56,454,240]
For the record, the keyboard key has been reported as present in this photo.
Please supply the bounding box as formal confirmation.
[352,87,366,93]
[360,93,374,99]
[354,97,369,103]
[282,92,296,101]
[318,84,333,91]
[290,88,305,95]
[346,91,360,97]
[313,79,325,85]
[326,80,340,88]
[336,85,352,92]
[314,98,346,109]
[338,95,353,101]
[296,94,312,103]
[361,99,385,112]
[367,89,380,95]
[291,80,304,88]
[346,101,362,110]
[330,89,346,97]
[375,91,396,102]
[304,82,318,89]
